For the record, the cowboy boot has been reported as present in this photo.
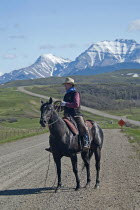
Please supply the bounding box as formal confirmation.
[83,134,90,150]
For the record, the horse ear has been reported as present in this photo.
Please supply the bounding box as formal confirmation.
[41,100,44,104]
[49,97,53,104]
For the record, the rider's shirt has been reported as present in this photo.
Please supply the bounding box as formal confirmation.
[63,90,81,117]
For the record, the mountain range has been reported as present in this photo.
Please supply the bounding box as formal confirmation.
[0,39,140,84]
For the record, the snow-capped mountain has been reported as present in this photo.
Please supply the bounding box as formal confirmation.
[0,39,140,84]
[62,39,140,76]
[0,54,70,84]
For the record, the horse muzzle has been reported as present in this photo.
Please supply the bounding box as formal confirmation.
[40,119,46,127]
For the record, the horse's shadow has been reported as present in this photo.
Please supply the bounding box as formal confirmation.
[0,186,74,196]
[0,187,56,196]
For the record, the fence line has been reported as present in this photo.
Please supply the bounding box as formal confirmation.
[0,126,47,142]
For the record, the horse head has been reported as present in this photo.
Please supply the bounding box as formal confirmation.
[40,97,53,127]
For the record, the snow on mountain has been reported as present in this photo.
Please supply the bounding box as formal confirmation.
[0,54,71,84]
[62,39,140,76]
[0,39,140,84]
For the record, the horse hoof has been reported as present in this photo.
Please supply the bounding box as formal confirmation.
[85,182,90,189]
[55,186,61,193]
[75,186,80,191]
[94,184,100,189]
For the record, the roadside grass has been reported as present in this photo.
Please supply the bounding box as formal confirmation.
[0,126,47,144]
[0,87,139,149]
[0,87,48,143]
[125,127,140,145]
[1,117,40,129]
[26,85,64,100]
[105,107,140,121]
[123,127,140,157]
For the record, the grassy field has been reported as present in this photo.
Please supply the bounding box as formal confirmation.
[0,87,48,143]
[0,86,140,154]
[123,127,140,157]
[105,108,140,121]
[25,85,140,156]
[0,87,121,143]
[1,68,140,88]
[26,85,140,121]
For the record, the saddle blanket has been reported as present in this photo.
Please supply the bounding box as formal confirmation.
[63,118,94,135]
[63,118,79,135]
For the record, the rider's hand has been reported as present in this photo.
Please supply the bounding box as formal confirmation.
[61,101,66,106]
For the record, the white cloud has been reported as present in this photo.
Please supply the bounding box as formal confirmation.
[3,54,17,59]
[128,19,140,31]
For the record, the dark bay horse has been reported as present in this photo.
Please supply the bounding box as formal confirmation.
[40,97,103,192]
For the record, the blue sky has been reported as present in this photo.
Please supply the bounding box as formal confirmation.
[0,0,140,75]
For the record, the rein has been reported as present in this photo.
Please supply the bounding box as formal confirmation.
[48,118,59,126]
[47,105,61,126]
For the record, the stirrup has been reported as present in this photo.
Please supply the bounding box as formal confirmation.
[83,134,90,151]
[83,144,90,151]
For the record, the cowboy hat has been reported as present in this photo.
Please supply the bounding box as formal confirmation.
[62,77,76,85]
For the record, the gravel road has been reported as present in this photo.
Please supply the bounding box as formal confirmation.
[0,129,139,210]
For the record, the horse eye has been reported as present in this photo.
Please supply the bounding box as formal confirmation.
[48,107,51,110]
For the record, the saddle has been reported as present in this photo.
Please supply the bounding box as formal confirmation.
[85,120,94,129]
[63,117,94,135]
[63,117,79,135]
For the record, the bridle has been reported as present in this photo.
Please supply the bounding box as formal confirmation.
[41,103,60,126]
[47,118,59,126]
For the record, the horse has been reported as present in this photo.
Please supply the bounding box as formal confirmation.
[40,97,104,192]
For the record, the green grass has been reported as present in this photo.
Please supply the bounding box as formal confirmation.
[26,85,140,122]
[105,107,140,121]
[1,69,140,88]
[0,126,47,144]
[26,85,64,100]
[124,127,140,145]
[0,87,48,143]
[0,86,139,152]
[82,110,121,129]
[123,127,140,157]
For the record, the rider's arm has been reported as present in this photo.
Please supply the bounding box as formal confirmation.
[65,92,80,108]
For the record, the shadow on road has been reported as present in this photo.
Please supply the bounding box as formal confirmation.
[0,186,76,196]
[0,187,56,196]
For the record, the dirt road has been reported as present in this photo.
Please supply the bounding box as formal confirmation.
[17,86,140,126]
[0,129,139,210]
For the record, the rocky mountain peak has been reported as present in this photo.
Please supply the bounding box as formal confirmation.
[0,39,140,84]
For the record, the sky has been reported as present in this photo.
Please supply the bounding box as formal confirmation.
[0,0,140,75]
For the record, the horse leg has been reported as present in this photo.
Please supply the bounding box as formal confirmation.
[53,155,61,192]
[70,154,80,191]
[81,151,91,187]
[94,146,101,189]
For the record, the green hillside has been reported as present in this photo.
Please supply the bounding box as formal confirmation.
[0,87,121,143]
[0,88,48,143]
[1,68,140,88]
[0,69,140,147]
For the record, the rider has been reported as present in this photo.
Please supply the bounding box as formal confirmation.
[61,77,90,150]
[46,77,90,152]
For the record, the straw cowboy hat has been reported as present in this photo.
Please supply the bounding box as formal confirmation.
[62,77,76,85]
